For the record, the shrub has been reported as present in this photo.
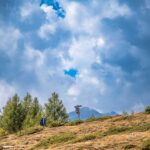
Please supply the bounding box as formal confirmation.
[145,106,150,114]
[49,121,65,127]
[0,128,7,137]
[142,140,150,150]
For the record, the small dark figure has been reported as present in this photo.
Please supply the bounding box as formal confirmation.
[74,105,82,120]
[40,117,46,127]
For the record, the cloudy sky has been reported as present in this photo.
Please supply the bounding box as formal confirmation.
[0,0,150,113]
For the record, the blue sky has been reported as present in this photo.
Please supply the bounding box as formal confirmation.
[0,0,150,112]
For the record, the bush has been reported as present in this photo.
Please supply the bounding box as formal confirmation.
[145,106,150,114]
[17,126,43,136]
[49,121,65,127]
[142,140,150,150]
[0,128,7,137]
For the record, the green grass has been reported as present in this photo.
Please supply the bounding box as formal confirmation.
[124,144,137,149]
[101,123,150,137]
[142,140,150,150]
[32,132,77,149]
[72,134,96,143]
[85,116,112,122]
[17,126,43,136]
[130,123,150,132]
[104,126,130,135]
[112,115,133,122]
[66,120,84,126]
[48,121,65,127]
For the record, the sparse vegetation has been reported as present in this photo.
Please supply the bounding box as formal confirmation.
[66,120,84,126]
[142,140,150,150]
[86,116,112,122]
[72,134,96,143]
[0,112,150,150]
[124,144,137,149]
[105,126,130,135]
[33,132,76,149]
[17,126,43,136]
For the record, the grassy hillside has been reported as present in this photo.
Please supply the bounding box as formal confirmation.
[0,113,150,150]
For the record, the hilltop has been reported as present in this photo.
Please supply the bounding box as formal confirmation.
[0,112,150,150]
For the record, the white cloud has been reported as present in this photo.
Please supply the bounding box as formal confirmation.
[40,4,57,20]
[24,45,45,70]
[34,0,133,112]
[0,80,16,108]
[38,23,57,39]
[0,27,21,56]
[20,2,39,19]
[100,0,131,19]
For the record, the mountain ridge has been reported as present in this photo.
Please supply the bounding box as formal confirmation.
[69,107,118,120]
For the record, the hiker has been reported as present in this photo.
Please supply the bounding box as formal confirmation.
[40,117,46,127]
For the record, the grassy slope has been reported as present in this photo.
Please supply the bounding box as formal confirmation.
[0,113,150,150]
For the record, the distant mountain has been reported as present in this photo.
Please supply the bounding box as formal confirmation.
[69,107,118,120]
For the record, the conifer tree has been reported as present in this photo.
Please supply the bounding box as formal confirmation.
[1,94,23,133]
[45,92,68,122]
[21,94,42,128]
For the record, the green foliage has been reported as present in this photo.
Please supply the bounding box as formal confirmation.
[22,96,42,129]
[145,106,150,114]
[112,115,133,122]
[0,93,43,133]
[33,132,76,149]
[0,128,7,137]
[142,140,150,150]
[1,94,24,133]
[17,126,43,136]
[45,92,68,122]
[72,134,96,143]
[48,120,65,127]
[103,123,150,137]
[105,126,130,135]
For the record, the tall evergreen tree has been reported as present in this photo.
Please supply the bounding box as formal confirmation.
[1,94,23,133]
[45,92,68,122]
[22,93,32,120]
[22,97,42,128]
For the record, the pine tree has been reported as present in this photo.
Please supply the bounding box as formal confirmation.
[45,92,68,122]
[22,93,32,120]
[22,96,42,129]
[1,94,24,133]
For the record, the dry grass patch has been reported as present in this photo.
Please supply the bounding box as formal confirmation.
[31,132,77,149]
